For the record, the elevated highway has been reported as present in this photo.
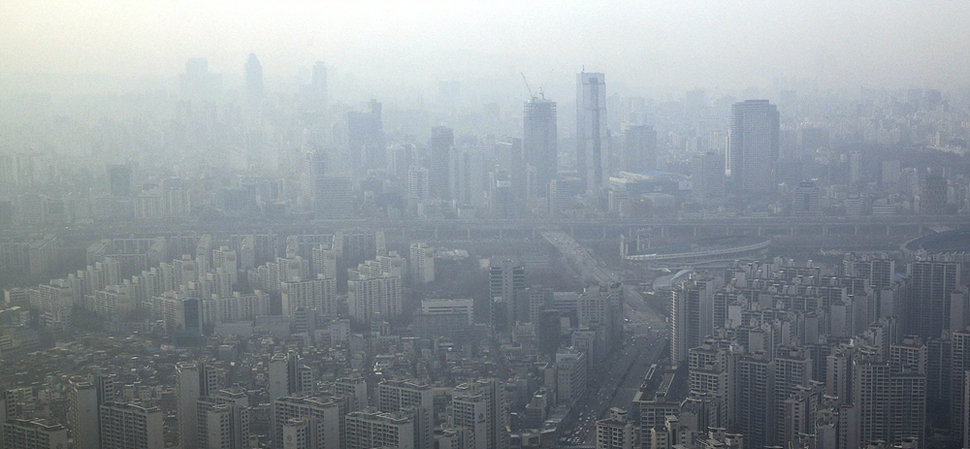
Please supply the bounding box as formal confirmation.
[9,215,969,243]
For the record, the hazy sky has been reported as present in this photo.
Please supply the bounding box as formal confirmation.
[3,1,970,97]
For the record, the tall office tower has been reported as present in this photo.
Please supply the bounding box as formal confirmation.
[69,380,100,449]
[273,396,344,449]
[245,53,263,108]
[523,97,557,198]
[334,377,368,413]
[429,126,454,202]
[180,58,223,104]
[451,379,509,449]
[378,380,434,449]
[771,347,812,446]
[595,408,635,449]
[733,353,772,449]
[408,243,435,284]
[577,72,608,190]
[556,348,588,405]
[728,100,780,193]
[687,344,730,429]
[489,259,525,331]
[348,100,385,177]
[197,389,250,449]
[670,276,721,365]
[99,402,164,449]
[622,125,657,174]
[312,61,327,107]
[177,361,220,449]
[908,259,961,339]
[107,164,132,197]
[347,260,403,323]
[313,176,354,219]
[488,169,515,219]
[538,309,563,358]
[2,419,67,449]
[791,181,822,216]
[691,151,725,200]
[346,410,415,449]
[918,174,947,215]
[281,276,337,317]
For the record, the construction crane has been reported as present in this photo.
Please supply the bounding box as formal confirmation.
[520,72,536,100]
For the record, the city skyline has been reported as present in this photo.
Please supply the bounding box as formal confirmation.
[3,2,970,101]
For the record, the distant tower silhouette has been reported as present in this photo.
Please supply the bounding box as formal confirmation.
[728,100,779,193]
[312,61,327,108]
[523,97,557,198]
[577,72,608,190]
[245,53,263,108]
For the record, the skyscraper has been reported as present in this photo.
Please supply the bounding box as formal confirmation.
[621,125,656,174]
[347,100,385,177]
[244,53,263,108]
[523,97,557,198]
[728,100,780,193]
[429,126,454,202]
[577,72,608,190]
[489,259,525,331]
[312,61,327,107]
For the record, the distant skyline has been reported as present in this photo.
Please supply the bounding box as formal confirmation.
[2,1,970,100]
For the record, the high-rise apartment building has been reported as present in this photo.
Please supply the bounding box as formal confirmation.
[908,259,961,339]
[687,344,731,429]
[728,100,779,193]
[378,380,434,449]
[197,389,249,449]
[733,353,772,449]
[273,396,344,449]
[346,410,415,449]
[577,72,608,190]
[347,260,403,323]
[771,347,812,445]
[176,362,220,449]
[2,419,68,449]
[523,97,557,198]
[409,243,435,284]
[99,402,164,449]
[70,374,117,449]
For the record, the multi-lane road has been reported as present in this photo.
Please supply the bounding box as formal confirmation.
[543,230,669,446]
